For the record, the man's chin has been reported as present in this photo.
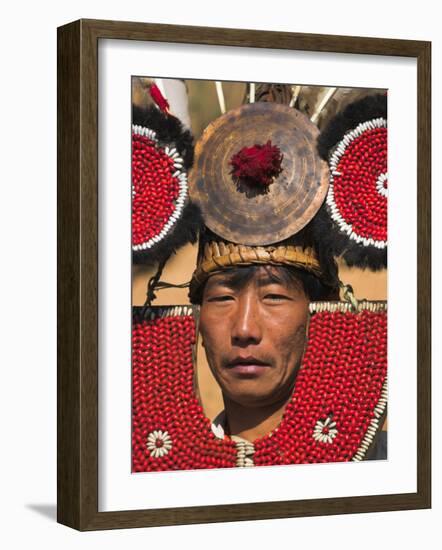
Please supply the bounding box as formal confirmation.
[224,388,281,409]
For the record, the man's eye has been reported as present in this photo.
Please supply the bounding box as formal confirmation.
[264,294,289,302]
[208,295,234,302]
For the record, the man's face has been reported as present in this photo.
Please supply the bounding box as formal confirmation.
[199,266,309,408]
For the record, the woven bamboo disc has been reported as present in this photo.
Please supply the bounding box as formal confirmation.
[189,102,329,246]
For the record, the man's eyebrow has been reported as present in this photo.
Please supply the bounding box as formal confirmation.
[205,275,239,289]
[255,275,287,287]
[205,273,290,290]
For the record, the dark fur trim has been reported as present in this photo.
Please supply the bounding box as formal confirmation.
[283,221,341,290]
[315,94,388,270]
[317,94,387,161]
[133,202,203,266]
[312,204,387,271]
[133,105,194,168]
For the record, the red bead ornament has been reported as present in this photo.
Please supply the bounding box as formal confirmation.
[132,126,188,252]
[132,302,387,471]
[327,119,387,249]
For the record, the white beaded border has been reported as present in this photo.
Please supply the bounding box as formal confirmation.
[132,124,188,252]
[231,436,255,467]
[376,172,388,198]
[352,376,388,462]
[327,117,388,249]
[141,305,194,320]
[309,300,387,314]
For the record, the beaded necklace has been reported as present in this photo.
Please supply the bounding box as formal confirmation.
[132,301,387,472]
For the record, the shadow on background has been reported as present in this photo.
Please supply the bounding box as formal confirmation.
[26,504,56,521]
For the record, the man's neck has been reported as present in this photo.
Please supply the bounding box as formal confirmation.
[223,396,291,442]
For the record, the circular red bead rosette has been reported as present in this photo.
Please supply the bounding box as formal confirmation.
[327,118,387,249]
[132,124,188,254]
[316,94,388,270]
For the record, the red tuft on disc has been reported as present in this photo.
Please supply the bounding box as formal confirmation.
[229,140,283,187]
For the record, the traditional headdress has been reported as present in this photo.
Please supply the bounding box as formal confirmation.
[188,101,339,300]
[131,83,388,471]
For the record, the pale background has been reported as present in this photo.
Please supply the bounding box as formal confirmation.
[1,1,440,548]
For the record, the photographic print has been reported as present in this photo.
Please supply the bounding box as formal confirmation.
[131,77,388,473]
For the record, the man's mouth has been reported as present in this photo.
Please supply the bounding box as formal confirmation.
[226,356,271,375]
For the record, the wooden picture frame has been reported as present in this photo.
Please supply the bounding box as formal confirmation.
[57,18,431,531]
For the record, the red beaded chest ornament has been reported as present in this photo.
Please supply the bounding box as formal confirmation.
[132,300,387,471]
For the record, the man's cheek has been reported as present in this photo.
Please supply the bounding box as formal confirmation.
[203,338,223,370]
[280,329,306,364]
[291,324,307,347]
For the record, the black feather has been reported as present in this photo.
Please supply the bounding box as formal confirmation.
[317,93,387,160]
[312,204,387,271]
[132,105,194,167]
[133,202,203,266]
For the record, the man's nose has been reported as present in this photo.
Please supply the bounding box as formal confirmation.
[231,294,262,346]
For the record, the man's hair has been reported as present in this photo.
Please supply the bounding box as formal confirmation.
[190,263,339,305]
